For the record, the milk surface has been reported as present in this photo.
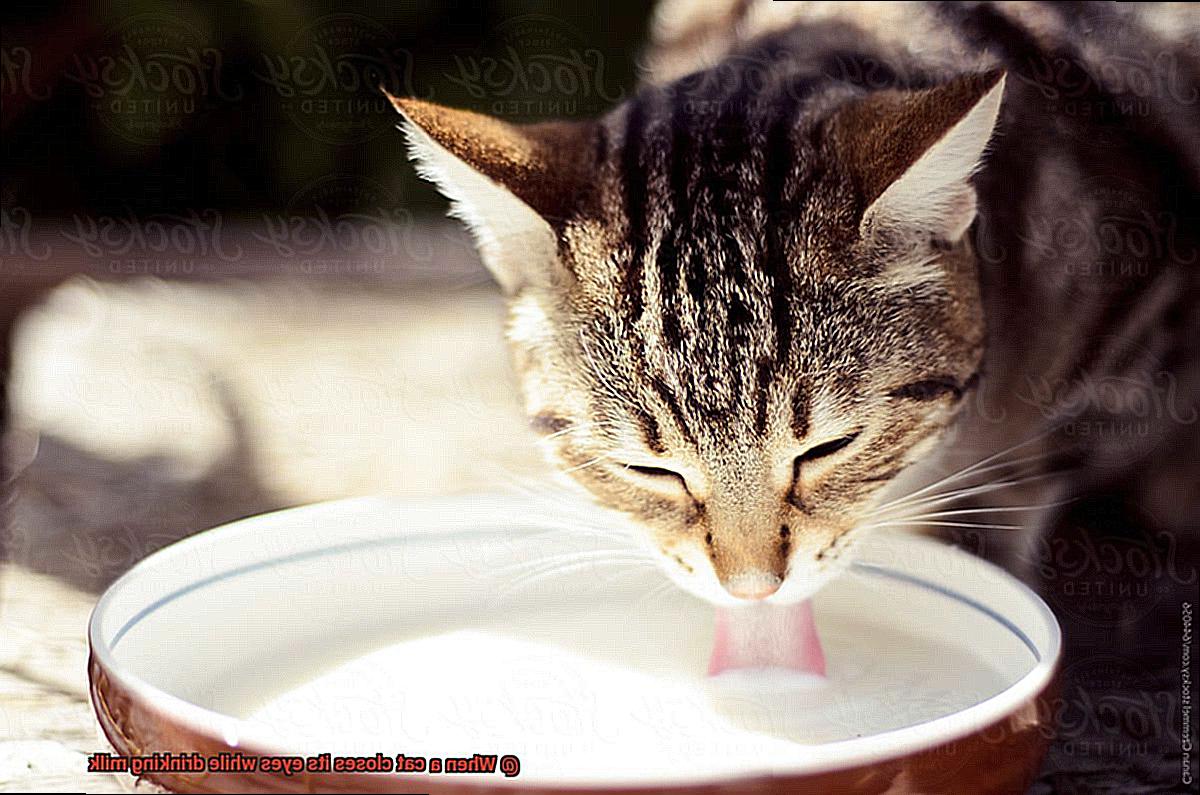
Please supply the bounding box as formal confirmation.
[245,609,1011,783]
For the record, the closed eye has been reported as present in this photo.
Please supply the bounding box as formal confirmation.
[888,374,975,402]
[789,432,860,507]
[795,432,860,465]
[625,464,684,480]
[621,463,695,498]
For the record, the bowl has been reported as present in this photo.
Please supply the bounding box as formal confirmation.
[89,495,1060,793]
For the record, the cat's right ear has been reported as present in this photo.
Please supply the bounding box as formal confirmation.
[829,72,1006,250]
[387,93,597,295]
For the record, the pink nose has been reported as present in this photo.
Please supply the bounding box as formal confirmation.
[724,573,782,600]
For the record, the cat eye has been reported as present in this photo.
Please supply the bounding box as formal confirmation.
[625,464,686,481]
[621,464,694,497]
[789,432,860,507]
[888,375,972,402]
[795,433,860,465]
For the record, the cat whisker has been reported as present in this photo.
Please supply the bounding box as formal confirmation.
[578,331,631,408]
[871,451,1052,516]
[634,578,679,607]
[540,420,606,443]
[866,468,1068,519]
[868,431,1061,515]
[562,452,620,474]
[491,548,654,582]
[499,555,659,599]
[891,498,1075,521]
[859,519,1025,531]
[488,473,633,535]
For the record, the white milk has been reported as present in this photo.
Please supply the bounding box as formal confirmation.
[244,609,1011,784]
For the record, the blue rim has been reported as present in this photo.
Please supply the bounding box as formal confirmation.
[850,562,1040,661]
[109,533,1040,665]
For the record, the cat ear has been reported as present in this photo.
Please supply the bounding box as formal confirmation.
[830,72,1006,248]
[386,93,596,294]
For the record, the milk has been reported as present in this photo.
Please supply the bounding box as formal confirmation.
[244,609,1011,784]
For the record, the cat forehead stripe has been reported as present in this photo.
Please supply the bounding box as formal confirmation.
[599,64,841,440]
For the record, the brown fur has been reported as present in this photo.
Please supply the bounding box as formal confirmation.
[828,71,1004,207]
[386,93,597,223]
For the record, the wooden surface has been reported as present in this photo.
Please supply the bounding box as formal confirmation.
[1,565,127,793]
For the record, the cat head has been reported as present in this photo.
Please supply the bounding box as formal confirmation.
[390,71,1004,605]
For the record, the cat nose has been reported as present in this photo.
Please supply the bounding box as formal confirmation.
[723,573,782,600]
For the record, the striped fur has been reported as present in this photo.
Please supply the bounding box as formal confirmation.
[398,1,1200,604]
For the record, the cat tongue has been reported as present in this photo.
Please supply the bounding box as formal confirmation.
[708,599,826,677]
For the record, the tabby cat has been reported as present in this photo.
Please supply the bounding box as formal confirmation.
[389,1,1199,606]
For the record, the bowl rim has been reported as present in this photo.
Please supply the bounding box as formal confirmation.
[88,495,1062,791]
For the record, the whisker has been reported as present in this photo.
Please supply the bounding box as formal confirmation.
[491,548,653,581]
[578,330,632,408]
[860,519,1025,531]
[885,498,1076,522]
[870,442,1058,516]
[883,427,1060,505]
[634,579,678,607]
[489,475,634,535]
[866,469,1069,519]
[500,555,657,597]
[539,420,608,443]
[562,452,620,474]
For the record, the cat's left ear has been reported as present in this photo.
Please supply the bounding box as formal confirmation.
[386,92,597,294]
[829,71,1006,249]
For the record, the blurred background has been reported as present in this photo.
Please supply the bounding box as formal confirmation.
[1,1,649,789]
[1,0,655,577]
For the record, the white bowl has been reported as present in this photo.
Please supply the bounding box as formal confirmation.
[89,495,1060,794]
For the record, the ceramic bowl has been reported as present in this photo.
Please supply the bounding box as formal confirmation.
[89,495,1060,793]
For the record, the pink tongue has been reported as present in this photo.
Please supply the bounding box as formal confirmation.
[708,599,826,677]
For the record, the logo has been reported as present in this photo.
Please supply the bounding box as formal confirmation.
[254,173,428,275]
[1009,334,1197,472]
[0,206,51,267]
[1,45,53,101]
[59,207,242,276]
[64,13,240,145]
[1034,515,1196,628]
[444,14,624,120]
[1046,653,1179,762]
[255,14,423,144]
[1019,51,1198,119]
[1015,176,1197,310]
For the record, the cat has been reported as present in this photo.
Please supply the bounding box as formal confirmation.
[387,0,1200,608]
